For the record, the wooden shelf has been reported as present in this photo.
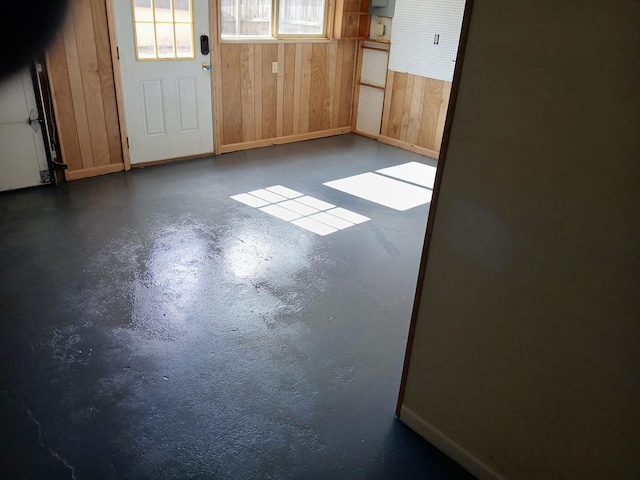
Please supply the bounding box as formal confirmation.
[334,0,370,40]
[359,82,385,90]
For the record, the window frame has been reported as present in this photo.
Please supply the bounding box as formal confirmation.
[218,0,333,42]
[131,0,196,61]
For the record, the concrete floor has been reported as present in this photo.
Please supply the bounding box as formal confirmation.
[0,134,475,480]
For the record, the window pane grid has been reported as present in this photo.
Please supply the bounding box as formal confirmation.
[133,0,194,60]
[221,0,327,38]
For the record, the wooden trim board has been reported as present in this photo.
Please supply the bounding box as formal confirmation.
[105,0,130,170]
[378,135,439,159]
[398,405,506,480]
[219,127,350,153]
[65,163,124,181]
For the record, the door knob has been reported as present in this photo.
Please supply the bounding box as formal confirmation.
[202,63,211,71]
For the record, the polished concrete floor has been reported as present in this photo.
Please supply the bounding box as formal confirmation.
[0,135,475,480]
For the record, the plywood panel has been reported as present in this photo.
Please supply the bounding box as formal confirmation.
[46,0,124,180]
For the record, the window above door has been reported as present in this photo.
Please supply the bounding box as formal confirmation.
[132,0,195,60]
[220,0,329,40]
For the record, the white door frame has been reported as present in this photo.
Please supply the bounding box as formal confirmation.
[104,0,217,167]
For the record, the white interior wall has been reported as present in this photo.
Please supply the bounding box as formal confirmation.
[400,1,640,479]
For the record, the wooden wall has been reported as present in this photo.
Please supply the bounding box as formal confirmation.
[216,41,357,153]
[46,0,125,181]
[379,70,451,159]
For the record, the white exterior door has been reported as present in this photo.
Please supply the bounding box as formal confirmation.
[0,68,49,191]
[113,0,214,165]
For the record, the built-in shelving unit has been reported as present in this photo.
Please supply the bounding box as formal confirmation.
[334,0,370,40]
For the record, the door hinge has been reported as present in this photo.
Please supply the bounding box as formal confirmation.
[40,170,51,183]
[117,46,120,60]
[126,137,130,149]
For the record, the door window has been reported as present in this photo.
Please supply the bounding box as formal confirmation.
[133,0,194,60]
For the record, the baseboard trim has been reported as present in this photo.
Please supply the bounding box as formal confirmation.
[399,404,506,480]
[378,135,440,159]
[65,163,124,181]
[218,127,351,154]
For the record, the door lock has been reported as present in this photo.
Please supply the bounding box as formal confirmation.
[202,63,211,71]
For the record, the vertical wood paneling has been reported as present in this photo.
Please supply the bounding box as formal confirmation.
[299,44,313,134]
[217,40,357,148]
[399,74,415,141]
[240,44,255,142]
[387,72,407,138]
[276,44,284,137]
[309,43,327,132]
[326,41,338,130]
[262,44,277,139]
[74,0,110,167]
[380,69,451,155]
[61,16,93,169]
[338,40,356,127]
[253,44,263,140]
[332,41,345,127]
[90,0,122,166]
[417,78,443,150]
[220,44,242,144]
[406,76,425,144]
[292,45,303,135]
[46,35,83,172]
[46,0,123,179]
[283,44,296,137]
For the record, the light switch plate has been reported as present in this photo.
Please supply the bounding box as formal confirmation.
[375,24,386,35]
[272,62,278,74]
